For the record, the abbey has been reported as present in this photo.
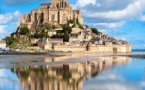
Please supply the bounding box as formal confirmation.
[20,0,83,29]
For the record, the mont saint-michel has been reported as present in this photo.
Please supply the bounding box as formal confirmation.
[1,0,145,90]
[4,0,131,53]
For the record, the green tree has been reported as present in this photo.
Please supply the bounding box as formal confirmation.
[4,36,13,46]
[34,33,49,38]
[63,33,69,42]
[68,19,75,24]
[20,27,30,36]
[34,33,43,38]
[43,33,49,38]
[8,41,19,48]
[91,28,99,35]
[44,23,52,30]
[72,24,76,28]
[10,32,16,37]
[62,24,72,34]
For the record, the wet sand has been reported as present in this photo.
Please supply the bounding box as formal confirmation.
[0,54,100,69]
[0,52,141,69]
[0,52,72,56]
[120,54,145,59]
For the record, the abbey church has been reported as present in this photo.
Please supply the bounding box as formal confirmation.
[20,0,83,29]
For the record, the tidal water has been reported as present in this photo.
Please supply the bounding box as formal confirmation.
[0,55,145,90]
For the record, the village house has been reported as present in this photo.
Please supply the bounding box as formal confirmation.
[37,38,63,49]
[0,41,6,49]
[47,30,57,37]
[47,38,63,45]
[71,28,82,34]
[37,38,47,48]
[31,38,38,44]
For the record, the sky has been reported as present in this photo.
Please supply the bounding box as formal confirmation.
[0,0,145,49]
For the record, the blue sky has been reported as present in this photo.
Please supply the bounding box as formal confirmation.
[0,0,145,49]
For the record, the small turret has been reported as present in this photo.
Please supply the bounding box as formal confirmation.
[52,0,66,4]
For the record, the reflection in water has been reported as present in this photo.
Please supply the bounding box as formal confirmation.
[12,57,130,90]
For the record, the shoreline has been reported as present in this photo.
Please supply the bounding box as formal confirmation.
[0,52,72,56]
[1,51,145,59]
[119,54,145,59]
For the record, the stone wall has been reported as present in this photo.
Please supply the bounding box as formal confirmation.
[53,46,86,52]
[89,45,131,53]
[49,45,132,53]
[89,45,113,53]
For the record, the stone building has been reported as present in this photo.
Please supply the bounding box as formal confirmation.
[31,38,38,44]
[47,30,57,36]
[20,0,83,29]
[0,41,6,49]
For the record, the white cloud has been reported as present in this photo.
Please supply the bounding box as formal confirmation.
[0,10,21,25]
[0,11,21,40]
[140,81,145,87]
[0,25,6,34]
[83,82,140,90]
[91,21,125,29]
[82,0,143,20]
[0,69,7,77]
[3,0,36,6]
[121,38,126,41]
[73,0,145,49]
[0,69,21,90]
[139,15,145,21]
[96,73,124,80]
[83,73,143,90]
[75,0,96,8]
[73,0,145,32]
[0,25,10,40]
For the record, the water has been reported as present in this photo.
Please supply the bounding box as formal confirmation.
[0,55,145,90]
[132,49,145,54]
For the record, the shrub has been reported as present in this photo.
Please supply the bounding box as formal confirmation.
[20,27,30,36]
[91,28,99,35]
[62,24,72,34]
[63,33,69,42]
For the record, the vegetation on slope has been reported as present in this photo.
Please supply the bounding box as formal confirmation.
[4,19,99,48]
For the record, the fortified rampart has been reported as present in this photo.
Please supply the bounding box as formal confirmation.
[53,46,86,52]
[89,45,131,53]
[45,44,131,53]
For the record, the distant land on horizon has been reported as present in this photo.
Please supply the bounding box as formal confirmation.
[132,49,145,52]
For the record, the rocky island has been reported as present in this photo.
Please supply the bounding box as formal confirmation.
[4,0,131,53]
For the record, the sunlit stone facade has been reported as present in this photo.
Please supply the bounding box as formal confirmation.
[20,0,83,29]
